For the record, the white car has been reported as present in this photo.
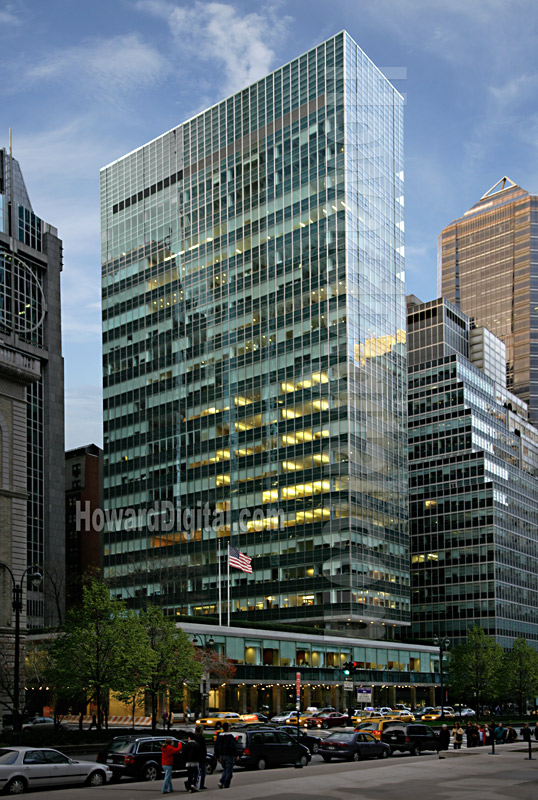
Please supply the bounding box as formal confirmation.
[271,711,299,724]
[21,717,68,731]
[0,746,112,794]
[458,708,476,717]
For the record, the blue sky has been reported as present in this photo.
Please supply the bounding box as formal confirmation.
[1,0,537,448]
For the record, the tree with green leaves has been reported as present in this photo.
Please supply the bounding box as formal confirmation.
[48,579,149,730]
[138,606,203,731]
[504,638,538,715]
[448,626,504,715]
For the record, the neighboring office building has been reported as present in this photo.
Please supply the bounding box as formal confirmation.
[408,295,538,648]
[175,622,441,713]
[0,344,40,713]
[65,444,103,608]
[29,622,443,716]
[439,176,538,423]
[100,32,408,635]
[0,145,65,628]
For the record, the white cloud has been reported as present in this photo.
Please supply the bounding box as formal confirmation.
[0,2,22,25]
[353,0,538,73]
[21,33,167,105]
[138,0,292,94]
[490,73,538,113]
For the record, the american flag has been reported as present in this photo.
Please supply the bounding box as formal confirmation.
[228,545,252,573]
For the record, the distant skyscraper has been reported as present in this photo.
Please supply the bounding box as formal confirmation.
[0,144,65,628]
[439,177,538,422]
[408,296,538,647]
[101,32,408,634]
[65,444,103,608]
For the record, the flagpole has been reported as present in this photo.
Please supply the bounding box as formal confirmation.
[227,545,230,627]
[218,542,222,626]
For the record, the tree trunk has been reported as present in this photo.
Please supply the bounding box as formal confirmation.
[96,687,102,731]
[151,692,157,732]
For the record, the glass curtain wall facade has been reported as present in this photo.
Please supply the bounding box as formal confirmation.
[408,298,538,647]
[101,32,408,631]
[439,178,538,423]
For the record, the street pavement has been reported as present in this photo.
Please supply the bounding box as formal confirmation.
[21,741,538,800]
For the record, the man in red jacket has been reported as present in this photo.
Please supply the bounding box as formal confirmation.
[161,738,182,793]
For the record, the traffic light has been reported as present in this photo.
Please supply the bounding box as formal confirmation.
[343,661,359,676]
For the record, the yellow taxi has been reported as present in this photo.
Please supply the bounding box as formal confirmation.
[354,717,407,739]
[421,708,455,721]
[195,712,243,728]
[382,711,415,722]
[350,710,383,726]
[284,713,312,726]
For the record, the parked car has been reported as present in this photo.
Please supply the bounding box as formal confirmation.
[379,722,439,755]
[96,735,217,782]
[0,746,112,794]
[319,731,391,762]
[21,717,68,731]
[303,711,350,729]
[273,727,322,755]
[233,728,310,770]
[456,707,476,718]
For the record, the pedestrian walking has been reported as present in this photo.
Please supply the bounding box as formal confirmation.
[438,724,450,752]
[534,721,538,741]
[521,723,532,742]
[162,710,169,728]
[494,722,506,744]
[161,737,182,794]
[483,723,492,746]
[194,725,208,790]
[452,723,464,750]
[505,724,517,743]
[215,722,239,789]
[184,732,202,793]
[465,721,473,747]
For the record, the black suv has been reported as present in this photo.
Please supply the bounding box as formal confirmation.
[97,735,217,782]
[233,728,311,770]
[379,722,439,755]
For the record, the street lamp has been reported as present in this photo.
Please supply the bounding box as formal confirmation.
[192,634,215,717]
[192,634,215,647]
[433,636,450,719]
[0,563,43,733]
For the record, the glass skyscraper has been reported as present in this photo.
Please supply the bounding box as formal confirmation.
[439,177,538,423]
[408,296,538,647]
[101,32,408,633]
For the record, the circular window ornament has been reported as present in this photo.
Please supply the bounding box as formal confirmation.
[0,251,46,335]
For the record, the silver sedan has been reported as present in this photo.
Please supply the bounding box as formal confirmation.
[0,746,112,795]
